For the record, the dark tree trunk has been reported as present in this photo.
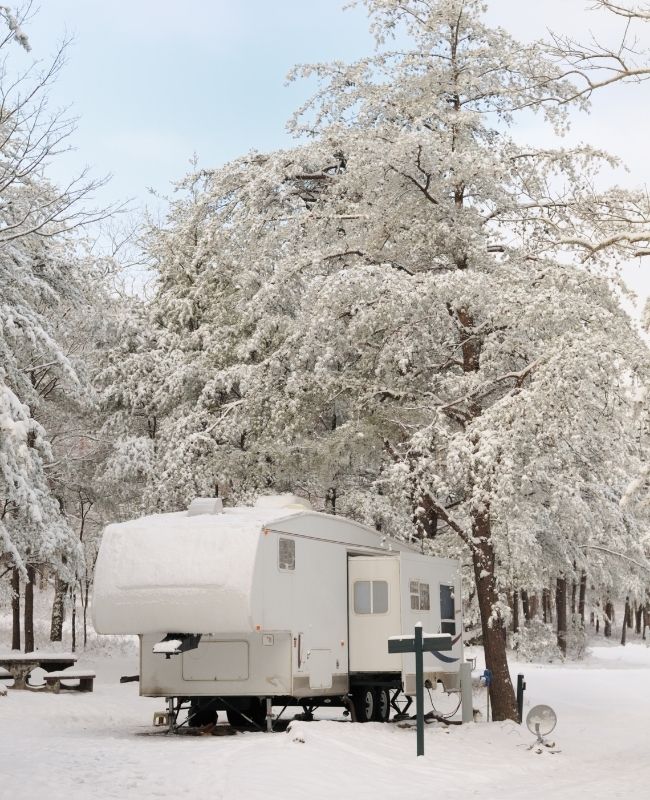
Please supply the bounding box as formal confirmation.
[11,568,20,651]
[325,487,337,515]
[24,565,35,653]
[81,577,92,648]
[50,577,67,642]
[529,593,539,620]
[578,572,587,626]
[71,592,77,653]
[604,600,613,637]
[621,597,631,645]
[571,580,577,616]
[521,590,531,622]
[636,604,643,636]
[511,589,520,633]
[471,507,518,722]
[556,578,567,656]
[542,588,550,624]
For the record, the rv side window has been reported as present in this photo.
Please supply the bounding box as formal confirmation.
[440,584,456,635]
[354,580,389,614]
[278,538,295,571]
[354,581,371,613]
[373,580,389,613]
[410,580,430,611]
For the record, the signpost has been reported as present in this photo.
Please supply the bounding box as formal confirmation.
[388,625,452,757]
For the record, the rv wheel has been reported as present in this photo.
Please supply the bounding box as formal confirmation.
[188,699,218,728]
[373,688,390,723]
[352,687,375,723]
[226,698,266,729]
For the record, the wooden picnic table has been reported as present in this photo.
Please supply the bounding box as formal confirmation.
[0,653,77,690]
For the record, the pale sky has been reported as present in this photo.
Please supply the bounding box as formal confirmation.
[21,0,650,307]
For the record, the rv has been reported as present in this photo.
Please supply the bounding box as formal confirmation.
[92,495,471,729]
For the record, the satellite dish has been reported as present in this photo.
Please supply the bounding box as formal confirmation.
[526,704,557,742]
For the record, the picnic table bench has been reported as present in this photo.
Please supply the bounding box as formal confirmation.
[0,653,78,690]
[43,670,95,693]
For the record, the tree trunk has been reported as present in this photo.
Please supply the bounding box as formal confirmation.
[556,577,567,656]
[627,598,633,628]
[571,580,577,616]
[81,578,92,649]
[521,590,531,622]
[636,604,643,636]
[542,588,550,624]
[529,593,539,620]
[50,577,67,642]
[578,572,587,626]
[511,589,520,633]
[604,600,613,637]
[11,568,20,651]
[471,507,518,721]
[71,592,77,653]
[621,597,631,645]
[24,565,35,653]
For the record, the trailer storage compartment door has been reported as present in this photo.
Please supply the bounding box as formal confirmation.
[348,556,402,673]
[182,640,249,682]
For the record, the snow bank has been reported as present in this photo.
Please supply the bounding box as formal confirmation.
[92,508,299,635]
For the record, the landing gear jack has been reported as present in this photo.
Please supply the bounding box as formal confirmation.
[390,690,412,721]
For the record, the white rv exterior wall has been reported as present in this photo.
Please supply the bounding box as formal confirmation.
[399,552,463,693]
[93,503,463,700]
[140,632,293,697]
[256,529,350,696]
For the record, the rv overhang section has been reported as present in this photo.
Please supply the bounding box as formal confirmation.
[91,508,298,635]
[92,505,415,636]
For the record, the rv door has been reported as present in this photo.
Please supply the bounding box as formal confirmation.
[348,556,402,673]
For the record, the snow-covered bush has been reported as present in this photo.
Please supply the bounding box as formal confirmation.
[511,620,563,663]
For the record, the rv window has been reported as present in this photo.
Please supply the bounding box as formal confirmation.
[278,538,295,571]
[372,580,389,614]
[410,580,430,611]
[440,584,456,635]
[354,580,389,614]
[354,581,372,614]
[410,581,419,610]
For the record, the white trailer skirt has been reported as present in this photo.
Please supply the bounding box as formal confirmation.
[140,632,292,698]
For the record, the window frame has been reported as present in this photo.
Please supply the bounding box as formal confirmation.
[278,537,295,571]
[353,579,390,615]
[409,579,431,612]
[439,583,456,636]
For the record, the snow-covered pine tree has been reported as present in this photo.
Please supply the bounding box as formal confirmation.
[105,0,650,718]
[0,7,113,649]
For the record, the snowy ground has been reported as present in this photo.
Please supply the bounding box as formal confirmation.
[1,642,649,800]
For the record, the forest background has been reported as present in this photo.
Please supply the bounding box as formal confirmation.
[3,0,650,721]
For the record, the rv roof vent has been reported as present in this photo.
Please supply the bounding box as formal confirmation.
[254,493,312,510]
[187,497,224,516]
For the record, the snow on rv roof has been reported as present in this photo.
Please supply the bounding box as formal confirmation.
[98,505,304,589]
[92,506,305,635]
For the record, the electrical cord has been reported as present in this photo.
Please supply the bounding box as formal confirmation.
[426,685,462,720]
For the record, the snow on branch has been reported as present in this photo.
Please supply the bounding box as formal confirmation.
[581,544,650,574]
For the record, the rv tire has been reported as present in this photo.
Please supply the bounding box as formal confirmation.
[226,698,266,729]
[352,687,375,723]
[373,687,390,722]
[188,699,218,728]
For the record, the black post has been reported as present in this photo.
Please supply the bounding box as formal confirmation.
[415,624,424,757]
[516,673,526,724]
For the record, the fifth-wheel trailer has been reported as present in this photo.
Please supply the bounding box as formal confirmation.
[92,494,471,728]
